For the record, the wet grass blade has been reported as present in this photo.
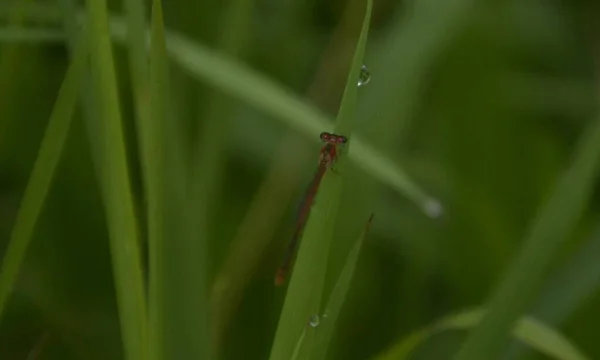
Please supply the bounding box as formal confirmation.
[0,31,88,319]
[85,1,148,359]
[312,214,374,360]
[333,0,371,136]
[454,116,600,359]
[268,1,372,359]
[376,309,590,360]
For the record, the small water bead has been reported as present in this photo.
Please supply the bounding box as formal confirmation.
[309,314,320,328]
[357,65,371,87]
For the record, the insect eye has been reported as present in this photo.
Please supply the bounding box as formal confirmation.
[320,132,331,141]
[338,136,348,144]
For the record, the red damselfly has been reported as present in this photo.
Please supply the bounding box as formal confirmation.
[274,132,347,286]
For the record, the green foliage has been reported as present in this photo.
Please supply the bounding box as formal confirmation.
[0,26,88,319]
[377,308,590,360]
[0,1,599,360]
[269,2,372,359]
[86,0,148,359]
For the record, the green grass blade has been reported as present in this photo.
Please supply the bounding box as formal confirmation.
[0,8,435,213]
[357,0,478,144]
[85,1,148,360]
[0,0,33,152]
[148,1,208,359]
[333,0,371,136]
[505,223,600,359]
[268,2,372,359]
[58,0,104,179]
[191,0,254,290]
[0,30,88,319]
[533,224,600,322]
[0,29,63,42]
[123,0,152,197]
[312,214,374,360]
[195,0,254,354]
[147,0,166,359]
[454,116,600,360]
[375,309,590,360]
[159,29,433,211]
[98,16,432,212]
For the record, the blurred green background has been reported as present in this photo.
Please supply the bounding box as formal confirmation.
[1,0,600,359]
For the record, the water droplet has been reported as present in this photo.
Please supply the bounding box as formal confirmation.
[309,314,320,327]
[357,65,370,87]
[424,199,443,219]
[323,311,330,318]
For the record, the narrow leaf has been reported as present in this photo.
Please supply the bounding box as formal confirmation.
[454,115,600,359]
[0,30,87,318]
[312,214,375,360]
[375,309,590,360]
[86,1,148,359]
[148,1,208,359]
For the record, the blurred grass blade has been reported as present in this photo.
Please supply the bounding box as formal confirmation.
[85,1,148,360]
[454,115,600,360]
[1,9,435,214]
[148,1,209,359]
[533,223,600,321]
[357,0,479,143]
[160,29,433,211]
[0,29,64,42]
[0,30,88,319]
[58,0,105,179]
[375,309,590,360]
[103,16,433,212]
[199,0,255,354]
[269,2,371,359]
[193,0,254,315]
[0,0,32,152]
[147,0,166,359]
[312,214,374,360]
[123,0,151,191]
[505,223,600,359]
[374,330,428,360]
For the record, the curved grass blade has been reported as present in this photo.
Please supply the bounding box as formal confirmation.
[453,115,600,360]
[504,222,600,359]
[85,0,148,359]
[375,308,590,360]
[97,13,433,213]
[312,214,374,360]
[0,6,436,214]
[0,30,88,319]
